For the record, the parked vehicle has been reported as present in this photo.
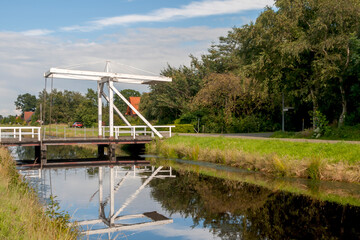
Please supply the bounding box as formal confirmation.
[72,122,83,128]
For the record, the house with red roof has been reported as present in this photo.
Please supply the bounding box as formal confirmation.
[23,111,34,123]
[126,97,141,116]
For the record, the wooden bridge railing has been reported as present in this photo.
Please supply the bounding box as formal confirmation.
[0,127,41,142]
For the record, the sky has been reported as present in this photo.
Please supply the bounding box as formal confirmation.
[0,0,275,116]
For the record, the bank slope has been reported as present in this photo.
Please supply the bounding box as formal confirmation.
[0,147,77,240]
[148,135,360,183]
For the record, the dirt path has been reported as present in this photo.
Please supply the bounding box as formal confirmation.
[178,132,360,144]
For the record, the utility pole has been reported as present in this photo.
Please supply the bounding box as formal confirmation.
[282,93,294,132]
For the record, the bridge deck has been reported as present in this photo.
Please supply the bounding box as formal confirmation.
[0,136,153,147]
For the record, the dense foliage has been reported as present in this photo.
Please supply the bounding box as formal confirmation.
[141,0,360,133]
[15,93,37,114]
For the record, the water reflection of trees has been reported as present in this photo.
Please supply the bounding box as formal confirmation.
[86,167,98,178]
[149,171,360,240]
[15,145,97,160]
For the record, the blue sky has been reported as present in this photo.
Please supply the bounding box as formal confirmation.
[0,0,274,115]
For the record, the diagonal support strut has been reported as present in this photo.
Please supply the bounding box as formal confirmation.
[110,85,163,138]
[102,91,131,126]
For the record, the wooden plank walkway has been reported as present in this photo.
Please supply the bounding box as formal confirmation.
[0,136,153,147]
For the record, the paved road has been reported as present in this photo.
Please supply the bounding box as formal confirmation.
[178,132,360,144]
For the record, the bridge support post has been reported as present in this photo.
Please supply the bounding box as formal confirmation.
[98,144,116,161]
[108,144,116,162]
[35,145,41,163]
[41,144,47,165]
[98,144,106,159]
[35,145,47,165]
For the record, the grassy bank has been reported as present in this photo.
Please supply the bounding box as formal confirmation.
[147,135,360,183]
[0,147,77,239]
[149,158,360,207]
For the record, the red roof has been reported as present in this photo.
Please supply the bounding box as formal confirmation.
[126,97,141,116]
[24,111,34,122]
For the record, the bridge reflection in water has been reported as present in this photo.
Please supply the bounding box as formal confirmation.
[19,165,175,238]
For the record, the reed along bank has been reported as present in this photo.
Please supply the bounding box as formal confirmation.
[0,147,77,240]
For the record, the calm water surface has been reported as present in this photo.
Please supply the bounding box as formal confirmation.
[14,146,360,239]
[21,165,221,239]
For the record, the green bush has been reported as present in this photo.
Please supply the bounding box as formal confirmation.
[230,115,276,133]
[322,124,360,140]
[173,124,195,133]
[312,111,331,138]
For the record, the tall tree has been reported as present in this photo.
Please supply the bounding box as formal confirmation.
[36,89,87,124]
[229,0,360,127]
[140,0,360,131]
[15,93,37,114]
[75,89,98,127]
[140,64,204,123]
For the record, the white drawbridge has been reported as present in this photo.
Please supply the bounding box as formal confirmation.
[44,62,172,138]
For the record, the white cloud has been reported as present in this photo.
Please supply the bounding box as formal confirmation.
[21,29,53,36]
[62,0,274,32]
[0,87,20,116]
[0,26,229,116]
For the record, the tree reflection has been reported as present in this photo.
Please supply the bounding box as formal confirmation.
[86,167,98,178]
[149,170,360,239]
[14,145,97,160]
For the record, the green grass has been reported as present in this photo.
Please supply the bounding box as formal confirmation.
[0,147,78,239]
[148,135,360,182]
[165,135,360,164]
[43,124,99,138]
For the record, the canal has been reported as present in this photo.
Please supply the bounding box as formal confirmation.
[13,146,360,239]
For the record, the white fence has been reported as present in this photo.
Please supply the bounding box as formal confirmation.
[102,125,175,139]
[0,125,174,141]
[0,127,41,142]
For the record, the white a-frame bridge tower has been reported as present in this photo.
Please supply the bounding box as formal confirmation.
[44,62,172,138]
